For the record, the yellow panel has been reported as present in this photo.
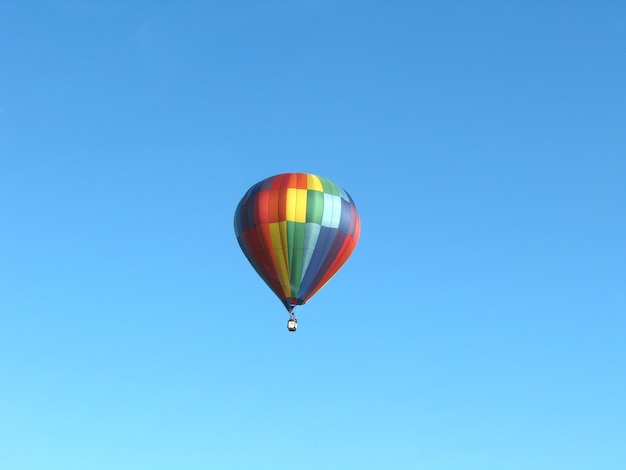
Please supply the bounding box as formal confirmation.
[295,188,307,222]
[286,188,296,222]
[286,188,307,223]
[269,222,291,297]
[269,221,282,251]
[279,220,288,267]
[307,174,324,192]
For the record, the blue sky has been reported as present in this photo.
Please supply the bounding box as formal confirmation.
[1,1,625,469]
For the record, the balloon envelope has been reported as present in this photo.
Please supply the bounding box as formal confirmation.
[234,173,361,312]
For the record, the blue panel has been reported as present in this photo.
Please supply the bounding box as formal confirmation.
[338,198,352,234]
[298,225,335,298]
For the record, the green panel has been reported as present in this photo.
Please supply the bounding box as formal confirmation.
[318,176,340,196]
[287,221,306,293]
[302,222,321,278]
[306,190,324,224]
[286,220,295,270]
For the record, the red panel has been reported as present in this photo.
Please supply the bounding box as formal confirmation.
[243,228,266,275]
[277,176,291,221]
[267,188,280,223]
[244,224,283,298]
[270,173,288,190]
[255,190,270,224]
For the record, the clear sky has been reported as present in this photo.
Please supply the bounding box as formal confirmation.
[1,1,625,469]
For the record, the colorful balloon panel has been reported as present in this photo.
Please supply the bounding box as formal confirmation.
[234,173,361,311]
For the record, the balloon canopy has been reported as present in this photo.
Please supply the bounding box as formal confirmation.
[234,173,361,312]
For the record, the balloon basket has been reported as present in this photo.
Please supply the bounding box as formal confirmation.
[287,313,298,332]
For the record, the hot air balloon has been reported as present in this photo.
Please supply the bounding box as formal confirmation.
[234,173,361,331]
